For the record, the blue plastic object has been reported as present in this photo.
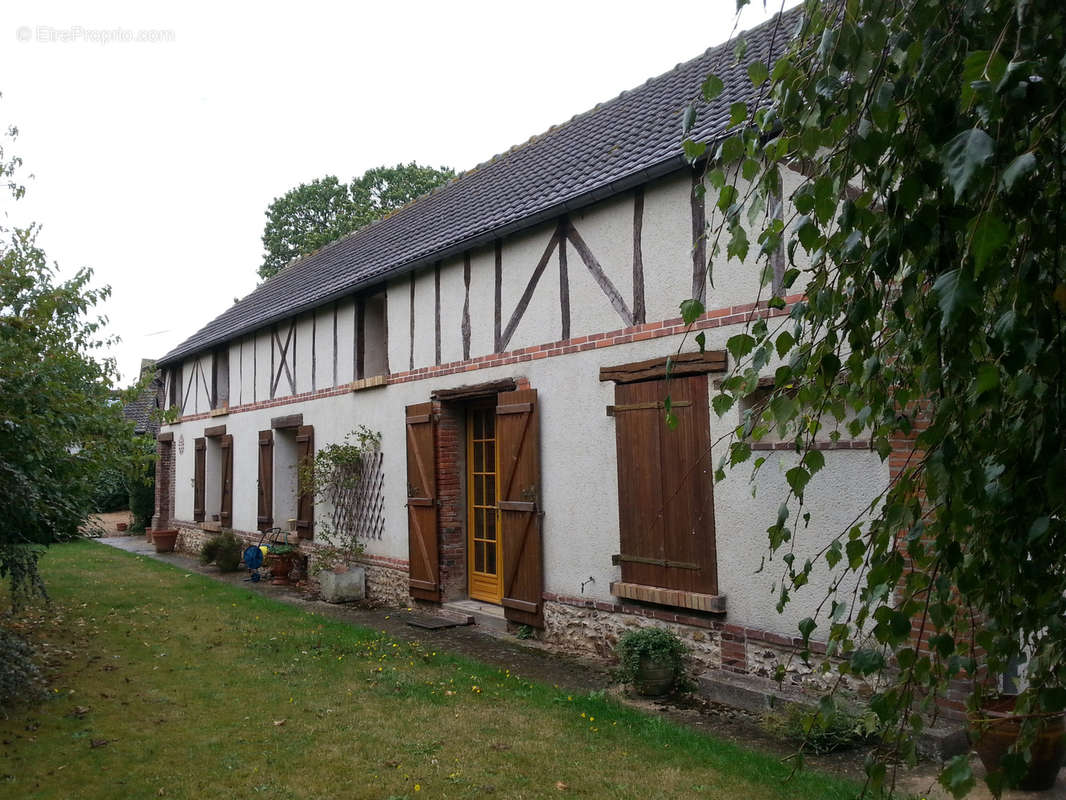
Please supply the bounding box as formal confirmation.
[243,545,264,569]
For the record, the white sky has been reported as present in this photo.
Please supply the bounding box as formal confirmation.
[0,0,794,385]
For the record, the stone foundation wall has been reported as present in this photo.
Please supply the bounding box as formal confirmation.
[542,600,722,670]
[541,598,874,698]
[170,522,412,606]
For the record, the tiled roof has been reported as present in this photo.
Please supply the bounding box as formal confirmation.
[158,8,800,366]
[122,374,163,436]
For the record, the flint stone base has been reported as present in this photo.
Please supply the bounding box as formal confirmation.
[318,568,366,604]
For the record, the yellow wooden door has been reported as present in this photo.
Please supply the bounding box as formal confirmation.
[467,405,502,603]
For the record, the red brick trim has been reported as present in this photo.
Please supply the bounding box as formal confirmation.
[163,297,803,426]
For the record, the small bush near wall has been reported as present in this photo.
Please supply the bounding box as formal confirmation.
[762,703,883,754]
[128,458,155,532]
[0,627,43,710]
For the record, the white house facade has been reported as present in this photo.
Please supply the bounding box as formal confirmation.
[153,8,887,686]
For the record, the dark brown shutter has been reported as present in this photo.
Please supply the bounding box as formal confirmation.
[193,437,206,522]
[219,434,233,527]
[257,429,274,531]
[405,402,440,601]
[295,425,315,539]
[613,375,717,594]
[497,389,543,627]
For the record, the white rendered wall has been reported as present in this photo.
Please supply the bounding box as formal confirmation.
[162,164,881,638]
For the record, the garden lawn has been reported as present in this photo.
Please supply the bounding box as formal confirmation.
[0,541,861,799]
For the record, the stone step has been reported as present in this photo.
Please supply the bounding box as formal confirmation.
[442,600,507,633]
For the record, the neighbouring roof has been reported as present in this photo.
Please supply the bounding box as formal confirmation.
[158,8,801,366]
[122,366,164,436]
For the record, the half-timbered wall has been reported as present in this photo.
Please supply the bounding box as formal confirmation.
[162,164,878,640]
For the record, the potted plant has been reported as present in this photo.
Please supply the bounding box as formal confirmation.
[266,543,298,584]
[199,531,244,573]
[970,686,1066,791]
[615,627,687,697]
[150,529,179,553]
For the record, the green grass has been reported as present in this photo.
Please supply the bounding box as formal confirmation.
[0,541,861,799]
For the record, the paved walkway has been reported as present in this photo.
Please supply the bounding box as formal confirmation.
[95,535,1066,798]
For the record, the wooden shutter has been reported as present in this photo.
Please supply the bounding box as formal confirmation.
[613,375,717,594]
[219,434,233,527]
[405,402,440,601]
[295,425,315,539]
[257,430,274,531]
[497,389,543,627]
[193,437,206,522]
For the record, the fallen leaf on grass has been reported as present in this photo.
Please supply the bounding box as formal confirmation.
[555,781,569,790]
[68,706,90,718]
[384,760,400,768]
[272,719,286,726]
[490,743,510,751]
[90,739,110,748]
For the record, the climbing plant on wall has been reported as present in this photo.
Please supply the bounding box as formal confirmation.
[299,426,384,567]
[681,1,1066,795]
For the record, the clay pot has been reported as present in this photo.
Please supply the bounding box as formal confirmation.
[268,553,297,584]
[151,529,179,553]
[971,696,1066,791]
[635,656,677,697]
[116,522,128,532]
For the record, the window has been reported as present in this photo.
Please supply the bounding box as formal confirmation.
[194,429,233,525]
[168,365,183,412]
[212,347,229,409]
[611,374,718,597]
[261,420,315,538]
[359,291,389,378]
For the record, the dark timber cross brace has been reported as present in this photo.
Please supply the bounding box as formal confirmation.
[270,320,296,399]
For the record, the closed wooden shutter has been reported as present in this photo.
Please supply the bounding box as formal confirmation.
[257,430,274,531]
[405,402,440,601]
[613,375,717,594]
[295,425,315,539]
[497,389,543,627]
[193,437,206,522]
[219,434,233,527]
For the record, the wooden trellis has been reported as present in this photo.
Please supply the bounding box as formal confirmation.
[325,449,385,540]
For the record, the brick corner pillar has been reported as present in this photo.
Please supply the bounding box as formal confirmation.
[435,402,467,601]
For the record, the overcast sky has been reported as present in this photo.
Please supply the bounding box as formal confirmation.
[1,0,794,385]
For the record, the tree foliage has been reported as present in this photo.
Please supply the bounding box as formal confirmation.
[684,0,1065,794]
[0,123,138,607]
[258,162,455,280]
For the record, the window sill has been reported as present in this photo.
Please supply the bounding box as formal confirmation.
[610,581,726,613]
[209,406,229,417]
[200,521,222,533]
[350,375,387,392]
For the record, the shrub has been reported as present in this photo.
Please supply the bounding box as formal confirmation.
[128,459,155,533]
[762,703,882,754]
[0,626,43,710]
[615,627,687,685]
[200,532,244,572]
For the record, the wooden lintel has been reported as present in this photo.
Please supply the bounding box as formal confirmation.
[431,378,517,402]
[599,350,727,384]
[157,432,174,442]
[203,424,227,438]
[271,413,303,430]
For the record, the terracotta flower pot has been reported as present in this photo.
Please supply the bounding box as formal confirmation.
[116,522,128,532]
[635,656,677,697]
[971,696,1066,791]
[151,529,179,553]
[268,553,297,584]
